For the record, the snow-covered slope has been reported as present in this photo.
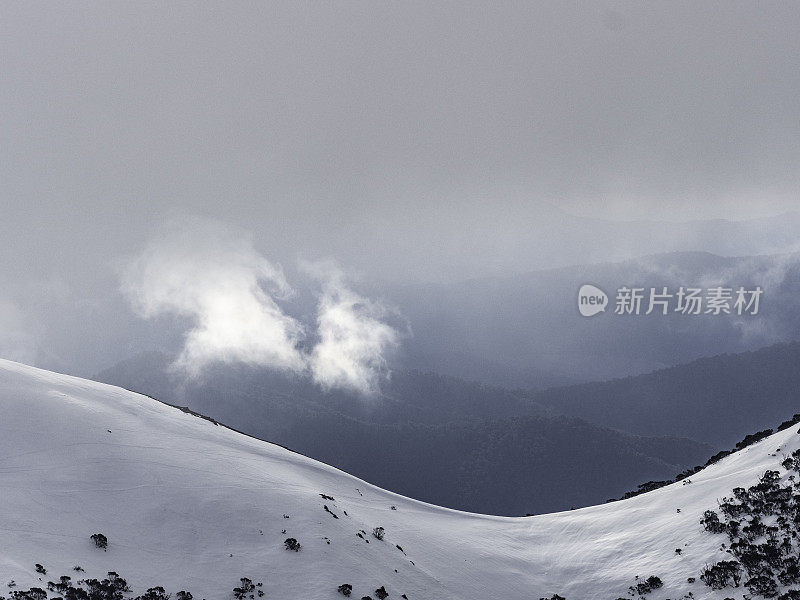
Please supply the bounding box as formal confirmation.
[0,359,796,600]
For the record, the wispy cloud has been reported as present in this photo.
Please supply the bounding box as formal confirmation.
[121,219,306,377]
[121,220,401,394]
[305,263,400,395]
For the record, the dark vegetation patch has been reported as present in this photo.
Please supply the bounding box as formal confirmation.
[699,446,800,598]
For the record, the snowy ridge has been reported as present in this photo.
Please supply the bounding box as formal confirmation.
[0,358,796,599]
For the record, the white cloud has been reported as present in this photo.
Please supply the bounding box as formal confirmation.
[307,266,399,395]
[121,219,306,377]
[121,220,402,395]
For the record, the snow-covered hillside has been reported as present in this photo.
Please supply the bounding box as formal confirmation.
[0,359,797,600]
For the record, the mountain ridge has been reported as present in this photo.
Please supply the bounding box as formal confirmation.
[2,359,800,599]
[96,352,711,515]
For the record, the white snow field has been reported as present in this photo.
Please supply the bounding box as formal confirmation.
[0,358,796,599]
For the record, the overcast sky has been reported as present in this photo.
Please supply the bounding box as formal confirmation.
[2,2,800,373]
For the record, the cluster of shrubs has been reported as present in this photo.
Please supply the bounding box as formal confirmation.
[1,570,193,600]
[699,447,800,598]
[232,578,263,599]
[337,584,390,599]
[2,525,313,600]
[90,534,108,550]
[608,417,800,503]
[628,575,663,595]
[538,579,665,600]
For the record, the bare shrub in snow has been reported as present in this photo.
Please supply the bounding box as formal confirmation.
[232,578,255,600]
[90,533,108,550]
[284,538,301,552]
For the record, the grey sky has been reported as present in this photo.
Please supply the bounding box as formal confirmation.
[2,2,800,373]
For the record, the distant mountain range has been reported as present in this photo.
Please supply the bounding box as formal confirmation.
[377,250,800,387]
[97,339,800,514]
[97,352,710,515]
[324,204,800,284]
[535,341,800,448]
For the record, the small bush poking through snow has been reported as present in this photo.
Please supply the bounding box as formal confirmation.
[700,510,727,534]
[232,577,255,600]
[90,533,108,550]
[284,537,301,552]
[374,586,388,599]
[337,583,353,596]
[628,575,662,595]
[372,527,385,541]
